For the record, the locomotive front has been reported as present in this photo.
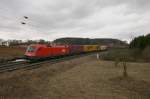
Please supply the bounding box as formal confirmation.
[24,45,38,59]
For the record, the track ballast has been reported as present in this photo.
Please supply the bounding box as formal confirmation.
[0,52,100,73]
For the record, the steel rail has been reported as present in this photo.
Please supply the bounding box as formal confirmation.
[0,51,100,73]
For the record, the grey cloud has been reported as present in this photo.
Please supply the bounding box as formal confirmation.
[0,0,150,41]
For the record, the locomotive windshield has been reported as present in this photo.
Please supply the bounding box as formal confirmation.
[26,46,36,52]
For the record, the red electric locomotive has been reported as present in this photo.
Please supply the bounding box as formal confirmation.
[25,44,70,60]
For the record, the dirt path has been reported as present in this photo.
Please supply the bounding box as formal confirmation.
[0,54,150,99]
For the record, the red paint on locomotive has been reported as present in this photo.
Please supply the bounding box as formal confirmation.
[25,44,70,59]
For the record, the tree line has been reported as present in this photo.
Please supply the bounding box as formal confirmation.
[130,33,150,50]
[0,39,50,47]
[53,37,127,47]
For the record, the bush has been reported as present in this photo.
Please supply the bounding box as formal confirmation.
[101,48,134,62]
[142,46,150,61]
[130,48,141,60]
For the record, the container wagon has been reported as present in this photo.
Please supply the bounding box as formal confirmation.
[83,45,99,52]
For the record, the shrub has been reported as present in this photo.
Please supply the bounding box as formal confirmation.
[142,46,150,61]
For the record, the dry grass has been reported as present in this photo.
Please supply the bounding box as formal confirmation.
[0,54,149,99]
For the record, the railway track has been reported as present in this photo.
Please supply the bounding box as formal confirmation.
[0,61,28,73]
[0,52,100,73]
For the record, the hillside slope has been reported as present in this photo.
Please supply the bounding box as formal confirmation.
[53,37,128,47]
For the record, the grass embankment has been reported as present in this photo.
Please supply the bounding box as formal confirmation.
[0,55,149,99]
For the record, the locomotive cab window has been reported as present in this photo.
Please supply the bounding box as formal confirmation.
[27,46,36,52]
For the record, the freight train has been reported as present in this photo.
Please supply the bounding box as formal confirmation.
[25,44,107,60]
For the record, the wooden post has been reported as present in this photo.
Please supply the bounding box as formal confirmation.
[123,61,127,77]
[122,57,128,77]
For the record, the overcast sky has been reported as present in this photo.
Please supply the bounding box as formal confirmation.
[0,0,150,41]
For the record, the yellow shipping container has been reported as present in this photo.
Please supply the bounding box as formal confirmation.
[83,45,99,52]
